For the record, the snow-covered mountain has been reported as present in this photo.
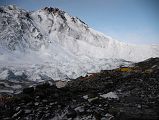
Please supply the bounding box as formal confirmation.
[0,5,159,81]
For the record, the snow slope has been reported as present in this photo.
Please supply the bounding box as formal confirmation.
[0,5,159,81]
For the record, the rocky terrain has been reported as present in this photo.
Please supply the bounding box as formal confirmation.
[0,57,159,120]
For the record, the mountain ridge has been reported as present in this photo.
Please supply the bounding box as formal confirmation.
[0,5,159,81]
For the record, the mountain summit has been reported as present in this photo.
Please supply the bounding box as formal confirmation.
[0,5,159,81]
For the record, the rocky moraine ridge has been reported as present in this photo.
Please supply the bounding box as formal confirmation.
[0,58,159,120]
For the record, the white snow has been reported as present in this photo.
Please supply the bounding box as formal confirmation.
[0,89,14,94]
[0,70,10,80]
[0,5,159,81]
[100,92,119,99]
[83,95,89,100]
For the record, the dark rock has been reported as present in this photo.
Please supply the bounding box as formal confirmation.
[0,8,6,13]
[66,108,77,118]
[23,87,34,94]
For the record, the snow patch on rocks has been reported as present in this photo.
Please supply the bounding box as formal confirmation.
[100,92,119,100]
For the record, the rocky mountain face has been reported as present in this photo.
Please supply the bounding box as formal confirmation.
[0,58,159,120]
[0,5,159,82]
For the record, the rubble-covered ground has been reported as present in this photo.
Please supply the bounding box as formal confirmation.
[0,58,159,120]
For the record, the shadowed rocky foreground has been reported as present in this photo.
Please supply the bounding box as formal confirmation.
[0,58,159,120]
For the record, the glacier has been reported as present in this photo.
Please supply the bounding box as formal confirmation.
[0,5,159,81]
